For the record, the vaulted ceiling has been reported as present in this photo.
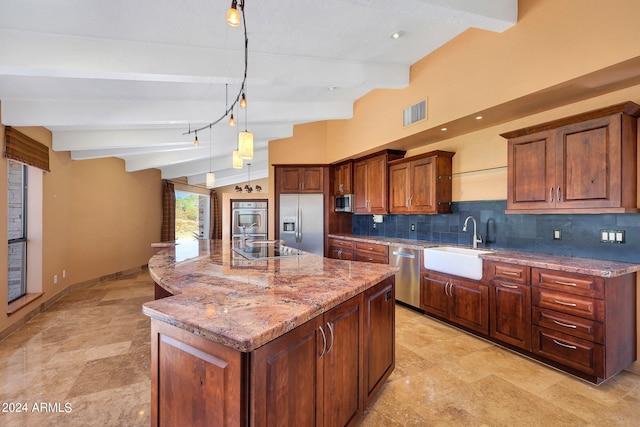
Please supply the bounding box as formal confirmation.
[0,0,517,187]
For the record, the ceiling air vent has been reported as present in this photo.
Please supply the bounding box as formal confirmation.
[403,100,426,127]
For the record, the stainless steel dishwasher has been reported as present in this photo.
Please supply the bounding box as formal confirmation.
[389,246,421,310]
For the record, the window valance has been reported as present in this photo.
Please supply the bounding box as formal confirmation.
[4,126,50,172]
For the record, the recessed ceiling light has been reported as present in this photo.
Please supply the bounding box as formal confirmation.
[328,86,336,91]
[475,115,483,120]
[390,31,404,40]
[441,127,448,131]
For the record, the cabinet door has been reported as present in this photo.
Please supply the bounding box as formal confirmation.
[420,274,449,318]
[278,167,303,193]
[366,155,388,214]
[363,277,395,407]
[388,162,411,213]
[353,160,369,213]
[490,280,532,350]
[507,130,555,211]
[302,167,324,193]
[450,279,489,334]
[556,115,621,209]
[252,316,324,427]
[324,295,364,427]
[334,163,352,195]
[410,156,436,213]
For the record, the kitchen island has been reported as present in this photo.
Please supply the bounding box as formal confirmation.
[143,240,398,427]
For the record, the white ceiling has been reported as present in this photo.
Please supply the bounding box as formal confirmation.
[0,0,517,187]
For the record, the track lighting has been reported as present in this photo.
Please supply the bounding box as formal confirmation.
[194,131,199,146]
[227,0,240,27]
[240,93,247,109]
[229,112,235,126]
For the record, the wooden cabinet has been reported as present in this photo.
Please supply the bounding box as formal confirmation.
[487,262,532,351]
[151,277,395,426]
[353,150,405,214]
[388,151,454,214]
[354,241,388,264]
[328,237,388,264]
[363,277,395,407]
[333,161,352,195]
[421,270,489,335]
[503,102,640,213]
[276,166,325,193]
[151,320,248,427]
[328,237,355,260]
[531,268,636,383]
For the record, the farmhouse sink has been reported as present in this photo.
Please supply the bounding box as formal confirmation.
[423,246,492,280]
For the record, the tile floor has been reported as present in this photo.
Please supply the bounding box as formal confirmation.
[1,270,639,426]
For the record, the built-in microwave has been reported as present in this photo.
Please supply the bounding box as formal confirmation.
[334,194,353,213]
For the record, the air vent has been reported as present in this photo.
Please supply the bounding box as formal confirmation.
[403,100,426,127]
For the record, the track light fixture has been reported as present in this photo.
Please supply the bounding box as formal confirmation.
[240,92,247,109]
[194,131,199,146]
[229,112,235,126]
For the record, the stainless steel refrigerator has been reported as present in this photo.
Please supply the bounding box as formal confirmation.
[279,194,324,256]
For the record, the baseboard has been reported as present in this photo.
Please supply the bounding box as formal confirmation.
[0,264,149,341]
[625,360,640,375]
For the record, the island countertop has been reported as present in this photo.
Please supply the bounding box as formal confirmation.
[142,240,398,352]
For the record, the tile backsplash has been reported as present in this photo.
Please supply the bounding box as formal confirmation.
[351,200,640,264]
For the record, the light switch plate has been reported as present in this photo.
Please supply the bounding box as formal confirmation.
[553,229,561,240]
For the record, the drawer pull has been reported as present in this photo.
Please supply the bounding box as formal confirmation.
[501,271,519,276]
[552,299,577,307]
[499,283,518,289]
[554,280,577,287]
[552,319,577,329]
[552,339,577,350]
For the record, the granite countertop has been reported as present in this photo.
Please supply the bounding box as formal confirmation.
[143,240,398,352]
[329,233,640,278]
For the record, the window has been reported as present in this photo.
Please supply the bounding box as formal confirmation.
[8,160,27,303]
[175,191,210,243]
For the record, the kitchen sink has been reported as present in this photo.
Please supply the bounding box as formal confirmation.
[423,246,492,280]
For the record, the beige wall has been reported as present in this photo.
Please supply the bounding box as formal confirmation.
[1,124,162,335]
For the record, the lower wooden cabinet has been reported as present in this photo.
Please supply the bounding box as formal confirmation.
[487,262,532,351]
[421,271,489,335]
[328,237,389,264]
[150,276,395,426]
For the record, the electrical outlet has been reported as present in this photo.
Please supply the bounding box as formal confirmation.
[62,269,66,279]
[411,224,415,231]
[54,274,58,284]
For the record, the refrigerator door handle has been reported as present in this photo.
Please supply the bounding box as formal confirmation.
[297,208,302,243]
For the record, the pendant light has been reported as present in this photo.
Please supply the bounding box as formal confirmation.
[238,84,253,160]
[227,0,240,27]
[205,126,215,188]
[232,150,243,169]
[193,130,199,146]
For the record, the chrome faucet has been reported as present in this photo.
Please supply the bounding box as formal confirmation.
[463,215,483,249]
[240,223,259,245]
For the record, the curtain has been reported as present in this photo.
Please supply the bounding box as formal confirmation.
[4,126,50,171]
[161,180,176,242]
[210,189,222,240]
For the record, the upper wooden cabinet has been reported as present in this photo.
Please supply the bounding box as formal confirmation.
[332,161,352,195]
[388,150,454,214]
[353,150,405,214]
[502,102,640,214]
[276,166,325,193]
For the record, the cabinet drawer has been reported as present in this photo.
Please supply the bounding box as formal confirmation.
[532,307,603,344]
[328,238,355,250]
[486,262,529,285]
[355,242,388,256]
[532,268,603,298]
[532,326,603,377]
[355,252,388,264]
[533,289,603,321]
[329,247,354,261]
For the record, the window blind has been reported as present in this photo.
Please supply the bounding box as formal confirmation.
[4,126,50,172]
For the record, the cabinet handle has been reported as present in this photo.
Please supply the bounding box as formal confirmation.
[552,299,577,307]
[554,280,577,287]
[409,196,413,207]
[552,339,577,350]
[301,182,305,190]
[337,249,342,259]
[385,290,392,301]
[549,187,553,203]
[553,319,577,329]
[501,271,519,277]
[319,326,327,358]
[339,183,343,193]
[557,186,561,202]
[499,283,518,289]
[326,322,335,354]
